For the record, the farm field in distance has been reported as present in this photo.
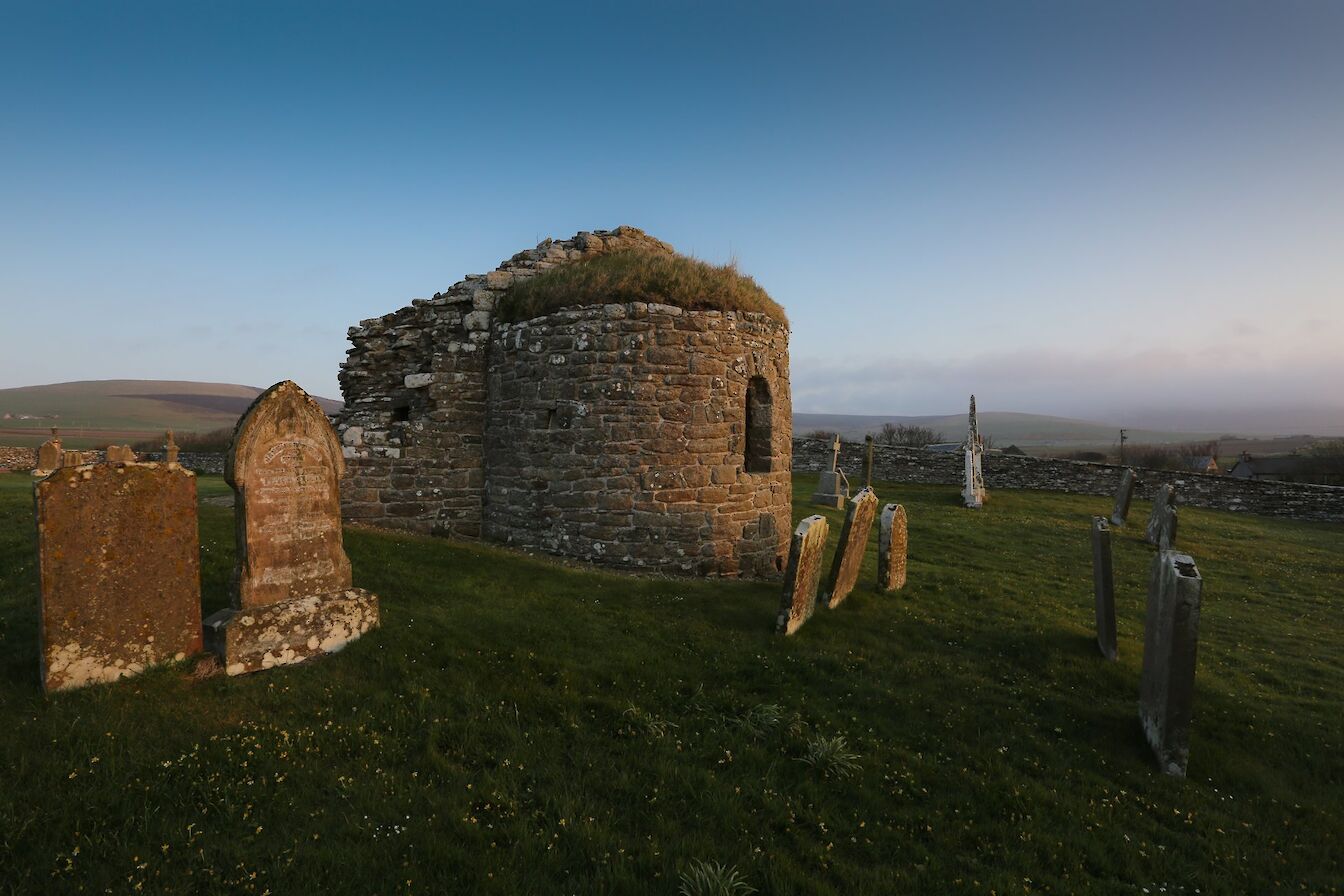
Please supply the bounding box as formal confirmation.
[0,471,1339,893]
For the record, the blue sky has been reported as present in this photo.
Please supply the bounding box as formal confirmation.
[2,1,1341,426]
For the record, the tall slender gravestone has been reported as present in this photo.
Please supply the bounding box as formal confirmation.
[963,395,987,509]
[863,434,875,488]
[34,460,202,691]
[877,503,908,592]
[825,487,878,608]
[810,435,850,509]
[1110,468,1138,526]
[1091,516,1117,660]
[776,515,828,635]
[204,381,379,675]
[1140,551,1203,777]
[1144,483,1176,546]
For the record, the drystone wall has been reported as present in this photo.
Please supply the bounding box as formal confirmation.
[485,303,792,577]
[0,446,36,471]
[793,438,1344,523]
[337,227,675,537]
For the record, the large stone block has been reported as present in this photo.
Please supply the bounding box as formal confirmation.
[825,487,878,607]
[776,515,828,635]
[1091,516,1117,660]
[205,588,379,676]
[206,381,380,676]
[1139,551,1203,777]
[34,462,202,692]
[877,502,907,592]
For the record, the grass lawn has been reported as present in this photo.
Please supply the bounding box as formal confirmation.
[0,470,1340,894]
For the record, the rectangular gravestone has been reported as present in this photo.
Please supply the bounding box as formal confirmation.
[1110,468,1137,526]
[1139,551,1203,777]
[1091,517,1117,660]
[825,486,878,608]
[34,462,203,691]
[877,502,907,592]
[1144,483,1176,546]
[776,515,828,635]
[204,380,380,675]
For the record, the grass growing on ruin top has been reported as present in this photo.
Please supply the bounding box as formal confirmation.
[497,249,788,325]
[0,471,1341,892]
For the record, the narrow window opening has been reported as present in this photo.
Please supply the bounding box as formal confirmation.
[392,402,411,423]
[745,376,773,473]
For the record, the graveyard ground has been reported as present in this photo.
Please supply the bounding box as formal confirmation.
[0,471,1339,895]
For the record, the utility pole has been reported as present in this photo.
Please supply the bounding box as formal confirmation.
[1119,429,1128,464]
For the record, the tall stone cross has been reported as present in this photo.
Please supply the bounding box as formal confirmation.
[962,394,988,508]
[829,434,842,472]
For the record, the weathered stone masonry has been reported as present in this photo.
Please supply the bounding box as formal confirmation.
[337,227,793,577]
[794,438,1344,523]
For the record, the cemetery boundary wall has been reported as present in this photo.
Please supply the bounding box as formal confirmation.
[792,438,1344,523]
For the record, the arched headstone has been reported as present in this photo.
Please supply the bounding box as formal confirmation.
[204,381,379,675]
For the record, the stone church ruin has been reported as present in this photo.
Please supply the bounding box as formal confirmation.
[337,227,793,577]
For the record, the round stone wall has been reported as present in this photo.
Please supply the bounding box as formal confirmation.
[483,301,792,577]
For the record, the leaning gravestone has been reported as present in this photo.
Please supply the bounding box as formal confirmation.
[826,487,879,608]
[34,460,202,691]
[1139,551,1203,777]
[1157,505,1178,550]
[776,515,829,635]
[1144,483,1176,546]
[1091,516,1118,660]
[204,381,380,675]
[877,502,908,592]
[1110,468,1138,526]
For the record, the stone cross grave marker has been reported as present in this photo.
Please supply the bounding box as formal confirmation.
[810,434,850,509]
[1110,468,1138,526]
[204,380,380,675]
[34,461,203,691]
[1144,483,1176,546]
[1091,516,1118,660]
[1139,551,1203,777]
[776,515,828,635]
[825,486,879,608]
[963,395,987,508]
[877,502,908,592]
[165,430,179,465]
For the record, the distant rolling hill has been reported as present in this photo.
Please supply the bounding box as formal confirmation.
[793,411,1225,449]
[0,380,343,448]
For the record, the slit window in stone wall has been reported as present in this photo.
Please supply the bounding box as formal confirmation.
[745,376,773,473]
[391,402,411,423]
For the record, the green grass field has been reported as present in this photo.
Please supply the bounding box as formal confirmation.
[0,472,1339,894]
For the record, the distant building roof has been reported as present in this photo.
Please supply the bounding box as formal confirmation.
[1184,456,1219,473]
[1229,455,1302,479]
[1002,444,1026,455]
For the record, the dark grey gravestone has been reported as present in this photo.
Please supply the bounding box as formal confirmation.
[1091,516,1117,660]
[1110,468,1137,526]
[1144,483,1176,546]
[1139,551,1203,777]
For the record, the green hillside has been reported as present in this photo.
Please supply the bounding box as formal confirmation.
[0,472,1338,892]
[0,380,343,448]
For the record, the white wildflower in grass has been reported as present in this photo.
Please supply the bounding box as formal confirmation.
[677,859,756,896]
[798,734,861,779]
